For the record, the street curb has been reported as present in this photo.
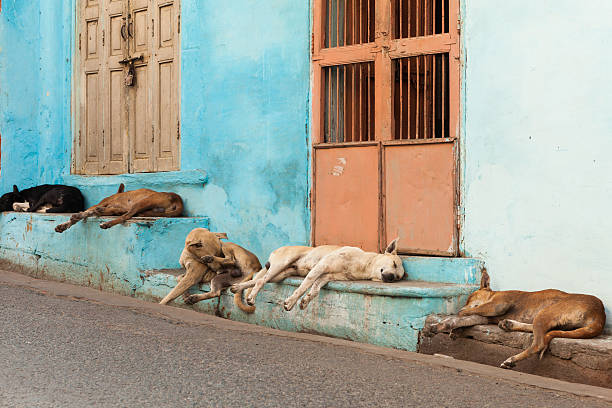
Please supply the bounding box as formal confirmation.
[1,269,611,402]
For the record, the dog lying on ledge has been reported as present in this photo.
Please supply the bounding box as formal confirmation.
[159,228,261,313]
[0,184,84,213]
[422,271,606,369]
[55,184,183,232]
[231,238,404,311]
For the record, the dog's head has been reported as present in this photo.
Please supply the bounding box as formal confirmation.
[372,238,405,283]
[184,228,225,259]
[458,269,494,316]
[0,186,25,212]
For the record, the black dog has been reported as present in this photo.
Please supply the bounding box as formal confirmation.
[0,185,85,213]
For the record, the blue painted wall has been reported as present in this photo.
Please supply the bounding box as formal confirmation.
[0,0,312,260]
[460,0,612,326]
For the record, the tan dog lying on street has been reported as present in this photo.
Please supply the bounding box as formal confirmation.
[159,228,261,313]
[231,238,404,311]
[423,271,606,369]
[55,184,183,232]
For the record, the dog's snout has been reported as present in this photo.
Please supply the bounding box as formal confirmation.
[381,272,395,282]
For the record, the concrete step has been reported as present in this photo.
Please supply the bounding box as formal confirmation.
[421,314,612,388]
[0,212,209,295]
[138,269,480,351]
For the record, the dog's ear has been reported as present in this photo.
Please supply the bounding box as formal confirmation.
[215,232,228,240]
[117,183,125,194]
[12,185,19,194]
[384,237,399,255]
[480,268,491,290]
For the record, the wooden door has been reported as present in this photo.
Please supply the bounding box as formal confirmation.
[312,0,460,255]
[75,0,180,175]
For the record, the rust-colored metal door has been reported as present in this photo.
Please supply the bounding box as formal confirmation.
[312,0,460,255]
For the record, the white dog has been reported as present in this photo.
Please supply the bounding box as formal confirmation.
[231,238,404,311]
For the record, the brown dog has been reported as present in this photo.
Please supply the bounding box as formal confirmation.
[54,184,183,232]
[159,228,260,313]
[424,271,606,369]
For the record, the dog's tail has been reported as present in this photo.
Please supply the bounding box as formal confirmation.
[233,270,256,313]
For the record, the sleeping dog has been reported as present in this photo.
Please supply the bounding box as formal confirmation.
[55,184,182,232]
[231,238,404,311]
[0,184,84,213]
[423,271,606,369]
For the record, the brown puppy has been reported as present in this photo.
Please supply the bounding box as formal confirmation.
[159,228,260,313]
[55,183,183,232]
[424,271,606,369]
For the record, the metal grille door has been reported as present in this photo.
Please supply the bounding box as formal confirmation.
[312,0,460,255]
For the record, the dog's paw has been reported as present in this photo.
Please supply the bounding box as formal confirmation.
[299,297,310,310]
[283,299,296,311]
[99,222,111,229]
[500,359,515,369]
[201,255,214,264]
[246,295,256,306]
[55,225,66,233]
[498,319,513,331]
[229,284,240,294]
[183,294,198,305]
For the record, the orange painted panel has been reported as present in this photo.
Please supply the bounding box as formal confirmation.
[384,142,456,255]
[314,146,379,251]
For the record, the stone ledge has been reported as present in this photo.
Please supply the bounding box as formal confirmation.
[63,169,208,188]
[419,314,612,388]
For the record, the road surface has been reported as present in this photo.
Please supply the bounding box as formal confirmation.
[0,270,609,407]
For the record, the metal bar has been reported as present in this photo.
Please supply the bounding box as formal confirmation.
[313,141,379,148]
[353,0,357,44]
[433,0,436,34]
[360,63,365,141]
[416,0,420,36]
[345,64,350,142]
[398,0,402,39]
[405,59,410,139]
[367,0,371,42]
[424,55,428,139]
[432,55,436,138]
[357,0,361,44]
[416,56,420,138]
[367,62,372,140]
[335,66,340,142]
[441,54,446,138]
[336,0,341,47]
[442,0,446,33]
[398,60,403,140]
[356,63,360,141]
[327,0,331,47]
[327,67,332,142]
[344,0,347,46]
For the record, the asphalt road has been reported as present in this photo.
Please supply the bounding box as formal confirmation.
[0,276,609,407]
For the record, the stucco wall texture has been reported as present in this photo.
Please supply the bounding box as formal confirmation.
[0,1,610,327]
[460,1,612,323]
[0,0,312,261]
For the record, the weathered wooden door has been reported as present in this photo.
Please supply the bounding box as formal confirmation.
[75,0,180,175]
[312,0,460,255]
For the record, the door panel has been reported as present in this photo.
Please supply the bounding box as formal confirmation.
[314,146,380,252]
[75,0,180,174]
[384,142,456,255]
[152,0,179,171]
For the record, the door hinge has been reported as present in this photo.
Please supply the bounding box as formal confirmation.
[311,32,314,55]
[152,18,155,37]
[102,29,105,46]
[177,15,181,34]
[79,34,82,51]
[152,125,155,143]
[177,120,180,140]
[78,130,82,146]
[102,129,105,146]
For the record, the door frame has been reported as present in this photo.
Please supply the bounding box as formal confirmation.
[309,0,462,255]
